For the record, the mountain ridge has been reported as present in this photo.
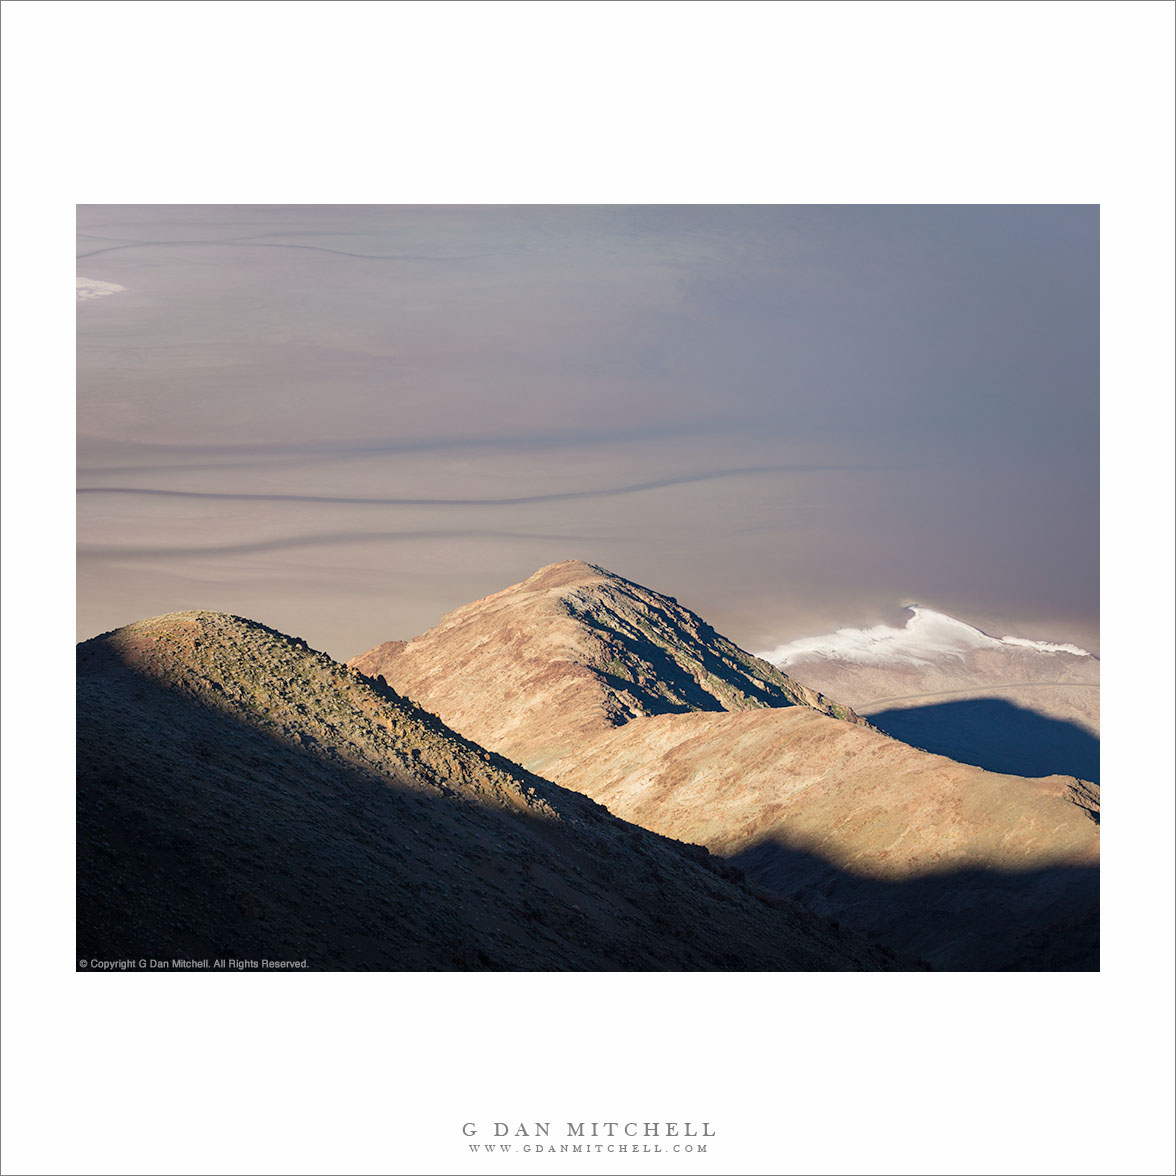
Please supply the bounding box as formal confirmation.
[350,562,1100,969]
[77,608,912,971]
[351,559,862,773]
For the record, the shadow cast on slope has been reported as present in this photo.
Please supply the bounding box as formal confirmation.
[866,697,1100,784]
[566,593,809,715]
[78,655,500,970]
[76,643,907,972]
[727,839,1098,971]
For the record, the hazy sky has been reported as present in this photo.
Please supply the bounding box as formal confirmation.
[77,205,1099,659]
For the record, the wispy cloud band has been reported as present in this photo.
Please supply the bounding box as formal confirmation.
[78,528,580,561]
[77,463,868,509]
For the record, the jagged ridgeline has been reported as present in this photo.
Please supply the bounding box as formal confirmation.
[351,560,861,773]
[557,565,858,721]
[77,611,914,971]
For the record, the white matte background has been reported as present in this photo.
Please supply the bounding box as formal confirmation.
[2,3,1174,1174]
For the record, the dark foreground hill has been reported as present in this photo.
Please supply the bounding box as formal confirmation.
[77,611,913,971]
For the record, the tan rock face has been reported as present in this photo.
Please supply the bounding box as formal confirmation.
[546,708,1098,879]
[350,559,860,774]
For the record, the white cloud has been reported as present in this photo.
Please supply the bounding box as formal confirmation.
[76,277,125,302]
[758,606,1092,668]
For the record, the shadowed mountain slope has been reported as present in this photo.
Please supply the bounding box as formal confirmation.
[351,560,860,773]
[77,611,911,971]
[352,563,1099,970]
[545,708,1099,970]
[758,612,1100,783]
[867,697,1100,784]
[726,843,1098,972]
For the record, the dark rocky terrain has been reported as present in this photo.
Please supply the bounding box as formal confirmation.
[77,611,914,971]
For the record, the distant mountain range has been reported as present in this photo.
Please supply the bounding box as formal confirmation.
[77,610,910,971]
[759,605,1094,667]
[352,562,1099,970]
[756,606,1100,784]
